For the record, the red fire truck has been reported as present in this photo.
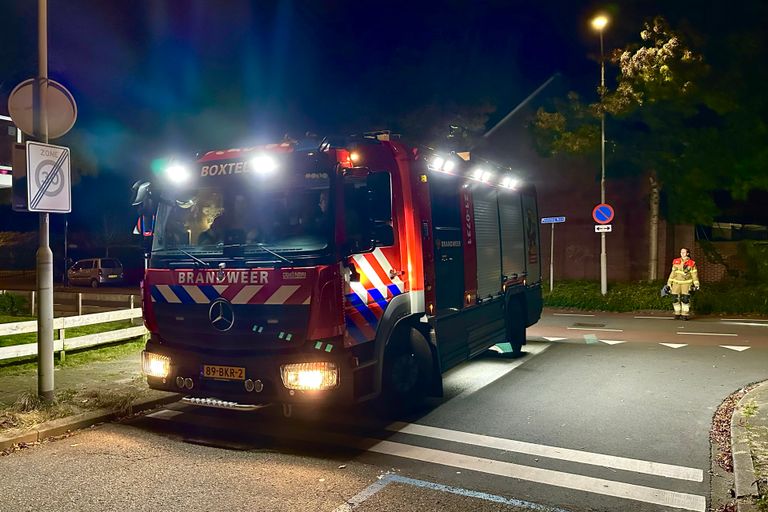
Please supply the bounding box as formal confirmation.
[134,133,542,413]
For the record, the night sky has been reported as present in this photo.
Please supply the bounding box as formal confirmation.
[0,1,760,235]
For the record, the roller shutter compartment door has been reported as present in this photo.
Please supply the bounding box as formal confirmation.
[472,188,502,299]
[498,191,525,280]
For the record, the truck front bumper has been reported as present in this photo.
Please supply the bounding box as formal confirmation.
[142,340,360,406]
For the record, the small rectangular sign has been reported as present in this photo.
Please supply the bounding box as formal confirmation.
[541,216,566,224]
[595,224,612,232]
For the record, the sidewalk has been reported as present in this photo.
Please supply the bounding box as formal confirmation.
[0,347,178,451]
[732,381,768,511]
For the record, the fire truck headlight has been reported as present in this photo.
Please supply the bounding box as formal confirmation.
[142,351,171,378]
[165,164,190,184]
[250,155,278,175]
[280,362,338,391]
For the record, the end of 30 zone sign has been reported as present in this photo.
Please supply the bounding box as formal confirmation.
[25,141,71,213]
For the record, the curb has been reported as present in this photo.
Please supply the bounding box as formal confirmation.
[732,381,768,512]
[0,392,180,452]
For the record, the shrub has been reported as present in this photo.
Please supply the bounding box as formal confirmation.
[0,293,28,316]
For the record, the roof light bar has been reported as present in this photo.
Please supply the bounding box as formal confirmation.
[250,154,278,175]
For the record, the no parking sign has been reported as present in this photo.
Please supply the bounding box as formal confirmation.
[592,203,614,225]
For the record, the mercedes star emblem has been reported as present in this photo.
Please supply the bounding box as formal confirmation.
[208,298,235,331]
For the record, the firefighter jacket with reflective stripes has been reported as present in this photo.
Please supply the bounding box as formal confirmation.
[667,257,699,287]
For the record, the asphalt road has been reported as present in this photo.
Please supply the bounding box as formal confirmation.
[2,311,768,511]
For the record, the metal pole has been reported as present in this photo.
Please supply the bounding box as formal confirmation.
[599,28,608,296]
[36,0,54,401]
[63,216,68,285]
[550,223,554,292]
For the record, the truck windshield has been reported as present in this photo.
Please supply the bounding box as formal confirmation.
[152,182,332,260]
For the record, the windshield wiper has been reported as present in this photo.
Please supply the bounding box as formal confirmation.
[178,248,210,267]
[255,243,294,264]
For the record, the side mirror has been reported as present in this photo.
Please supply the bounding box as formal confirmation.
[131,181,152,207]
[372,222,394,247]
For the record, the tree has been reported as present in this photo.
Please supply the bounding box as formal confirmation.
[533,16,724,281]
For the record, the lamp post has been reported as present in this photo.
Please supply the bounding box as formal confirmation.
[591,14,609,296]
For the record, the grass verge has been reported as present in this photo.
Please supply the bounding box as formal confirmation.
[545,280,768,316]
[0,376,149,434]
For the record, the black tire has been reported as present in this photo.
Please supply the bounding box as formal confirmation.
[382,327,433,414]
[90,279,99,288]
[506,296,526,355]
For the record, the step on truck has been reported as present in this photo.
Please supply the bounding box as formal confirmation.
[133,133,542,413]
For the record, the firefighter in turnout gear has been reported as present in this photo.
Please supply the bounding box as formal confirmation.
[664,248,700,320]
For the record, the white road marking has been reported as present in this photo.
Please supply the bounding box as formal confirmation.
[634,316,674,320]
[660,343,688,349]
[146,409,183,420]
[332,477,390,512]
[542,337,567,342]
[719,345,751,352]
[553,313,595,317]
[335,474,568,512]
[567,327,623,332]
[721,318,768,322]
[600,339,626,345]
[721,321,768,327]
[150,391,706,512]
[362,439,705,512]
[387,423,703,482]
[676,331,738,337]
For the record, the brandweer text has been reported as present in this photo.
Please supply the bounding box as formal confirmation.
[177,271,269,284]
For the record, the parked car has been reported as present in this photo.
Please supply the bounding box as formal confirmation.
[67,258,124,287]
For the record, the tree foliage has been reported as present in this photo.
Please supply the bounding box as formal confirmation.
[533,15,767,225]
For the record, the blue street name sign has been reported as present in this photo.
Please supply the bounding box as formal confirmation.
[541,216,566,224]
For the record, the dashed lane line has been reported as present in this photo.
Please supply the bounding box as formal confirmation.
[675,331,738,337]
[720,321,768,327]
[634,316,675,320]
[567,327,623,332]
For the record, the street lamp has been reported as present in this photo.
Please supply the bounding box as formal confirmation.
[591,13,609,296]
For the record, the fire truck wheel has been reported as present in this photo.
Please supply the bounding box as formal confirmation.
[383,327,432,412]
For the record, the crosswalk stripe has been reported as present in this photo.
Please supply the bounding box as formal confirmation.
[362,439,705,512]
[386,423,703,482]
[144,409,705,511]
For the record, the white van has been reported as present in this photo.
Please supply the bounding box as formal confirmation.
[67,258,124,287]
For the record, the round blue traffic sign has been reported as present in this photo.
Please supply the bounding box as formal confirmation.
[592,203,614,225]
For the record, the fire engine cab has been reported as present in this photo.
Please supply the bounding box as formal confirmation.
[134,133,542,412]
